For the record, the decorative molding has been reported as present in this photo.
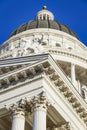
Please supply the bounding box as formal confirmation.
[8,92,49,115]
[52,122,72,130]
[48,49,87,64]
[10,99,27,114]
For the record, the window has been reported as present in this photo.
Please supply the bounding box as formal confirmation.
[43,14,46,20]
[68,47,72,50]
[6,46,9,51]
[27,48,34,53]
[56,43,61,47]
[42,42,47,46]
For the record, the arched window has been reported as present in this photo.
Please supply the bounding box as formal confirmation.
[42,42,47,46]
[27,48,34,53]
[56,43,61,47]
[68,47,72,50]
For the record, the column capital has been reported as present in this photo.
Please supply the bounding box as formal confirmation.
[32,92,50,110]
[10,106,25,120]
[11,100,25,130]
[9,99,28,115]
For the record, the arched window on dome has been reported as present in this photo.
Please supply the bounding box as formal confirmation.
[56,43,61,47]
[26,48,34,53]
[68,47,72,50]
[42,42,47,46]
[5,46,9,52]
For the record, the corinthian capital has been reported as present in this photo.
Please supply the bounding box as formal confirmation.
[9,99,28,115]
[32,91,49,110]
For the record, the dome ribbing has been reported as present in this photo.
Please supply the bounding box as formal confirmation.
[9,6,78,39]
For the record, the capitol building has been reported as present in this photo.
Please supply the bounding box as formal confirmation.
[0,6,87,130]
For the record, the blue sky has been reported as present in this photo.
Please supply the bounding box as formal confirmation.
[0,0,87,46]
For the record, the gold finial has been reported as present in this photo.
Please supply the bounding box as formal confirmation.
[43,6,47,10]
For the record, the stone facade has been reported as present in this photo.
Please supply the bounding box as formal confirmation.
[0,6,87,130]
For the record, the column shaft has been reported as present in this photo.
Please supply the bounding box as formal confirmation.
[32,94,48,130]
[33,107,46,130]
[71,64,76,86]
[11,111,25,130]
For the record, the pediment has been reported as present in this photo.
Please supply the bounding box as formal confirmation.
[0,53,48,77]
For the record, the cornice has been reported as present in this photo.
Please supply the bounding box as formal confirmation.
[48,48,87,63]
[0,53,48,67]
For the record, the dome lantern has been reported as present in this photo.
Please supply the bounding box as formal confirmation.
[36,6,54,20]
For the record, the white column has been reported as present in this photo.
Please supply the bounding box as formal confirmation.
[32,95,48,130]
[77,80,81,94]
[71,63,76,86]
[11,110,25,130]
